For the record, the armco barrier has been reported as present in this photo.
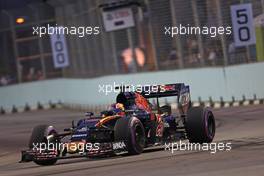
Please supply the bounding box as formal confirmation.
[0,62,264,113]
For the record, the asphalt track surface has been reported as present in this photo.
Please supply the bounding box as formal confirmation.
[0,105,263,176]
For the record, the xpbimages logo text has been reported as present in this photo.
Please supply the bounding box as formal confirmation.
[164,24,232,38]
[31,141,127,154]
[32,24,100,37]
[32,141,100,154]
[98,82,168,95]
[165,140,232,154]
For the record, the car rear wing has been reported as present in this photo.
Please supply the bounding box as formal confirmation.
[114,83,190,98]
[139,83,190,98]
[115,83,191,114]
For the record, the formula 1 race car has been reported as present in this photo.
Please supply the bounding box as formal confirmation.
[20,83,215,165]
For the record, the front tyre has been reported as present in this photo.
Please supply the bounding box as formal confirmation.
[114,116,146,155]
[185,107,215,143]
[29,125,59,166]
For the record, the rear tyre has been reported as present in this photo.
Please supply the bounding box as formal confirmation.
[146,120,157,145]
[114,117,145,155]
[185,107,215,143]
[29,125,59,166]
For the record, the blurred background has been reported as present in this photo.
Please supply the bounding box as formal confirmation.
[0,0,263,85]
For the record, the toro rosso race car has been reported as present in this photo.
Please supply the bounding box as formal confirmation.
[20,83,215,165]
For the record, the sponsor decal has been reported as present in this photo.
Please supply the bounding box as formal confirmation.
[72,134,87,138]
[112,141,126,150]
[77,127,88,132]
[180,92,190,106]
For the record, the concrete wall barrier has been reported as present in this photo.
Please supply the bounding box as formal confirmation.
[0,62,264,112]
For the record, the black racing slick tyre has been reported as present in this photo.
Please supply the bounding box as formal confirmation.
[28,125,59,166]
[186,107,215,143]
[114,117,146,155]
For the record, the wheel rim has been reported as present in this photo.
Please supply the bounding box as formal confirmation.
[135,124,145,146]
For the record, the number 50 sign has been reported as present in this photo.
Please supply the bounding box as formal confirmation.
[231,3,256,47]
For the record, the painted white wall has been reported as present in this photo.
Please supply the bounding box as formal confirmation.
[0,62,263,110]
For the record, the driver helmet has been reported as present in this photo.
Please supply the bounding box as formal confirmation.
[109,103,125,113]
